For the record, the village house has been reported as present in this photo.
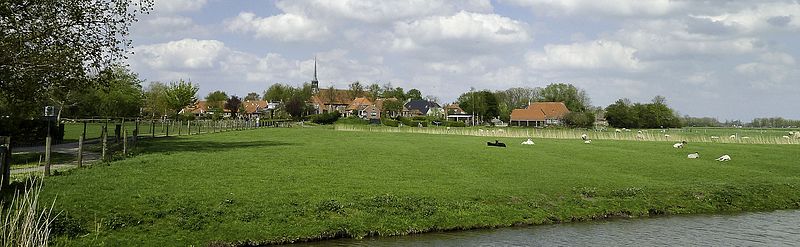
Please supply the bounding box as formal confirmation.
[180,101,231,118]
[403,99,442,118]
[345,97,372,118]
[444,103,473,125]
[509,102,571,127]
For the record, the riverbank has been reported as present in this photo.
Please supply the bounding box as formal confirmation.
[35,127,800,246]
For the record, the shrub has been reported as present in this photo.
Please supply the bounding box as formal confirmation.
[444,121,466,127]
[310,111,341,125]
[410,120,428,127]
[382,118,399,127]
[335,116,369,125]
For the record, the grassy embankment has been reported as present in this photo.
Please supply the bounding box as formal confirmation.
[38,127,800,245]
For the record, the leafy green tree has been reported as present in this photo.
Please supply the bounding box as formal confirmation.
[382,99,404,117]
[0,0,152,120]
[205,91,228,111]
[406,89,422,100]
[92,66,143,117]
[457,89,499,123]
[348,81,365,99]
[605,99,636,128]
[244,92,260,101]
[564,111,596,128]
[367,83,382,101]
[143,82,170,118]
[264,83,292,102]
[164,80,199,116]
[536,83,590,112]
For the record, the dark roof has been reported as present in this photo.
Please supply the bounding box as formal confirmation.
[404,100,441,115]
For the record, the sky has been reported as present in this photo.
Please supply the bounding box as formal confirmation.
[127,0,800,121]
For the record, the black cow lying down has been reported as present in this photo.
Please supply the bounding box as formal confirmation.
[487,140,506,147]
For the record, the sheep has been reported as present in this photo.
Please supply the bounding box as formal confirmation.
[636,133,645,139]
[710,136,720,139]
[687,152,700,159]
[664,134,670,138]
[521,138,535,145]
[741,136,750,139]
[584,140,592,144]
[783,135,791,139]
[487,140,507,147]
[673,141,687,148]
[615,129,622,133]
[715,154,731,161]
[729,134,736,139]
[581,133,588,140]
[637,130,643,134]
[446,127,451,130]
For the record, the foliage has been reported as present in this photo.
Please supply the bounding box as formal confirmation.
[748,117,800,128]
[457,89,499,122]
[310,111,341,125]
[348,81,365,99]
[382,99,404,117]
[681,116,723,127]
[564,111,596,128]
[0,0,152,120]
[382,118,399,127]
[225,96,242,118]
[405,89,422,100]
[367,83,381,101]
[204,91,228,111]
[381,83,406,101]
[65,66,144,118]
[536,83,591,112]
[143,82,170,118]
[244,92,260,101]
[164,80,199,116]
[605,97,682,128]
[444,121,467,127]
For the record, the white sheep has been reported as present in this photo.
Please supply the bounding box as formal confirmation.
[584,140,592,144]
[729,134,736,139]
[637,130,643,134]
[615,129,622,133]
[783,135,790,139]
[636,133,645,139]
[710,136,720,139]
[446,127,451,130]
[664,134,670,138]
[581,133,588,140]
[715,154,731,161]
[742,136,750,139]
[687,152,700,159]
[673,142,684,148]
[522,138,535,145]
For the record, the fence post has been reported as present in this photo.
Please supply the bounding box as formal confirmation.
[1,136,10,189]
[77,135,83,167]
[123,130,127,157]
[102,125,108,162]
[44,133,51,176]
[166,120,170,137]
[152,119,155,138]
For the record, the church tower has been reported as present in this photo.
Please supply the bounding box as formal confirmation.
[311,57,319,94]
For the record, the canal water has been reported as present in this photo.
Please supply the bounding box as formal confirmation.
[293,210,800,246]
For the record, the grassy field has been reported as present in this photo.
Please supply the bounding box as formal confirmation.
[37,127,800,246]
[11,152,75,169]
[61,120,260,143]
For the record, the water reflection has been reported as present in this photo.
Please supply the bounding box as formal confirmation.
[292,210,800,246]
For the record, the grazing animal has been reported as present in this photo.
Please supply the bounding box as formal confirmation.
[487,140,506,147]
[673,141,687,148]
[729,134,736,139]
[521,138,535,145]
[710,136,720,139]
[615,129,622,133]
[664,134,670,138]
[687,152,700,159]
[584,140,592,144]
[637,130,643,134]
[742,136,750,139]
[581,133,588,140]
[636,133,645,139]
[446,127,451,130]
[783,135,791,139]
[715,154,731,161]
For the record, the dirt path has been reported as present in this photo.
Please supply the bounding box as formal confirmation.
[11,139,102,174]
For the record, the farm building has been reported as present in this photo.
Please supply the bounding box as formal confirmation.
[403,99,442,118]
[509,102,570,127]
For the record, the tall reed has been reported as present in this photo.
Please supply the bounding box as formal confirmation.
[1,177,55,247]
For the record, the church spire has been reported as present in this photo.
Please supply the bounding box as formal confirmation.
[311,56,319,93]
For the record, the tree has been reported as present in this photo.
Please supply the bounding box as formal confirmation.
[244,92,260,101]
[0,0,152,120]
[348,81,365,99]
[564,111,596,128]
[367,83,382,101]
[143,82,170,118]
[284,94,308,120]
[264,83,291,102]
[205,91,228,111]
[382,99,404,118]
[605,99,636,128]
[456,89,499,123]
[536,83,590,112]
[164,80,199,116]
[89,66,143,118]
[225,96,242,118]
[406,89,422,100]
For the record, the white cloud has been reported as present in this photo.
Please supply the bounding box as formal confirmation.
[275,0,493,23]
[133,16,209,40]
[526,40,643,71]
[501,0,684,17]
[153,0,208,13]
[692,2,800,33]
[736,52,798,89]
[225,12,330,41]
[132,39,228,70]
[391,11,530,51]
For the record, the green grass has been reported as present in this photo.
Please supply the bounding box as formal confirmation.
[62,120,253,143]
[39,127,800,246]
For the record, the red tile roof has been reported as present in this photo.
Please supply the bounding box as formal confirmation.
[510,102,570,121]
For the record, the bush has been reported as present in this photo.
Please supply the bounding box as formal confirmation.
[310,111,341,125]
[411,120,428,127]
[444,121,466,127]
[335,116,369,125]
[382,118,399,127]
